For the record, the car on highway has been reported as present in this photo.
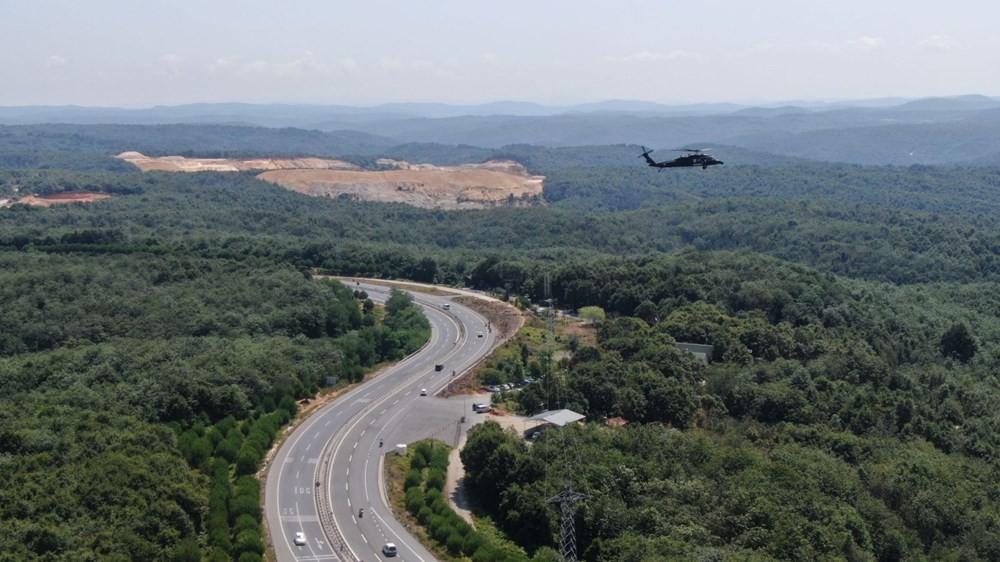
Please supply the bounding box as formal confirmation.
[293,532,306,546]
[420,388,428,396]
[382,542,398,557]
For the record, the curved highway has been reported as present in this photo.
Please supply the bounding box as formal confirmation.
[265,281,497,562]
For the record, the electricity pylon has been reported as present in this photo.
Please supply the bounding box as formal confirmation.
[547,485,588,562]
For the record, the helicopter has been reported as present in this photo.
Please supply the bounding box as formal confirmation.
[639,146,723,170]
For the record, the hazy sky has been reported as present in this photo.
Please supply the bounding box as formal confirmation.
[4,0,998,107]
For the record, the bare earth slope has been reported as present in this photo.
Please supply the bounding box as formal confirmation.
[116,151,361,172]
[117,153,544,210]
[7,192,111,207]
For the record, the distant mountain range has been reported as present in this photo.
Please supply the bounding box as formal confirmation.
[2,95,999,165]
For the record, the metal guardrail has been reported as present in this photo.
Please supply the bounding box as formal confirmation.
[315,405,364,560]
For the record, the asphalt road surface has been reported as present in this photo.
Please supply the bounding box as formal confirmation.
[265,281,497,562]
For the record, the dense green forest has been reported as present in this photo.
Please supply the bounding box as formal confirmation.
[455,251,1000,561]
[457,258,1000,561]
[4,156,1000,287]
[0,248,429,560]
[3,126,1000,560]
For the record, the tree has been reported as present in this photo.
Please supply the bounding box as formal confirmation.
[939,322,977,363]
[385,288,414,316]
[579,306,606,323]
[633,300,658,325]
[460,421,527,513]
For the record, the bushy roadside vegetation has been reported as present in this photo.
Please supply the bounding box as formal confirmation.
[397,440,558,562]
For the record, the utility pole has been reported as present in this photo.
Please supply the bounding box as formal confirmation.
[544,271,554,337]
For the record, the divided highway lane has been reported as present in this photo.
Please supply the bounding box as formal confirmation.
[266,282,496,562]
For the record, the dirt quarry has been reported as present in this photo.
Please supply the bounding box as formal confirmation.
[116,152,545,210]
[11,192,111,207]
[115,152,361,173]
[258,160,544,210]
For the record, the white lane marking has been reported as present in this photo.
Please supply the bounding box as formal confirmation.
[306,288,484,562]
[367,406,430,562]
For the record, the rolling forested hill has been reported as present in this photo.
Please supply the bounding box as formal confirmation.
[4,120,1000,560]
[4,95,1000,164]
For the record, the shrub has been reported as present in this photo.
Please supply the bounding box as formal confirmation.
[446,530,465,555]
[405,487,426,514]
[425,468,446,491]
[404,468,423,489]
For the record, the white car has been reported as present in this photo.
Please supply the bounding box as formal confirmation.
[293,532,306,546]
[420,388,428,396]
[477,331,484,338]
[382,542,398,557]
